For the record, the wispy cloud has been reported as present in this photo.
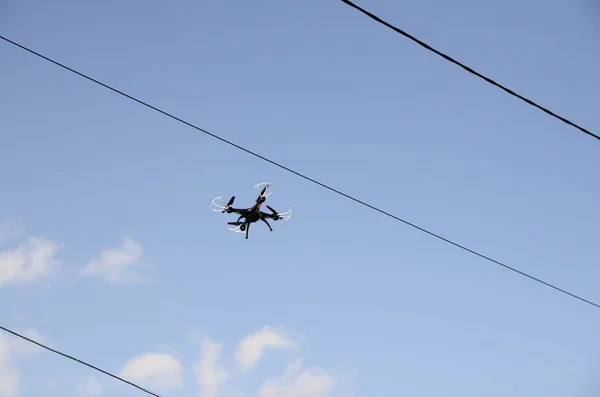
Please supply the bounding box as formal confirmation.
[0,236,61,287]
[120,353,184,390]
[184,326,345,397]
[258,359,337,397]
[0,365,19,397]
[77,376,103,397]
[80,237,149,285]
[192,337,229,397]
[235,326,297,372]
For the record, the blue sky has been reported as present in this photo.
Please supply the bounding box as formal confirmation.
[1,0,600,396]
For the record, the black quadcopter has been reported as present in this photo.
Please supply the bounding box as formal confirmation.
[211,182,292,239]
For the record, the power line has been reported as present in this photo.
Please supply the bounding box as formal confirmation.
[1,35,599,312]
[339,0,600,143]
[0,326,164,397]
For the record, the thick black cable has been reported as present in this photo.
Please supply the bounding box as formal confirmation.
[1,35,599,312]
[339,0,600,142]
[0,326,164,397]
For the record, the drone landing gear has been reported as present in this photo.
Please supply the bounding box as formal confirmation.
[227,221,251,239]
[260,218,273,232]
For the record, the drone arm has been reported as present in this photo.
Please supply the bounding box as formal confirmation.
[260,208,291,222]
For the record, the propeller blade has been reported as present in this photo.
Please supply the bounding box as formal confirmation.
[221,196,235,212]
[266,205,278,214]
[256,186,267,202]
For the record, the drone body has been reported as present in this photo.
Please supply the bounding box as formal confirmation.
[211,182,292,239]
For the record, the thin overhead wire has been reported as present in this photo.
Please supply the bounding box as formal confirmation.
[1,35,599,313]
[0,326,164,397]
[339,0,600,142]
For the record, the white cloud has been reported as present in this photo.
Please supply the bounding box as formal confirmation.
[77,375,103,396]
[192,337,228,397]
[0,236,61,287]
[0,367,19,397]
[258,359,337,397]
[0,329,44,397]
[120,353,183,390]
[116,327,346,397]
[235,326,296,372]
[80,237,148,284]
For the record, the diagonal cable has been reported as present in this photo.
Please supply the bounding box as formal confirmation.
[339,0,600,142]
[0,326,164,397]
[1,35,599,311]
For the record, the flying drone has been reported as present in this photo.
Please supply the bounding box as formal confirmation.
[211,182,292,239]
